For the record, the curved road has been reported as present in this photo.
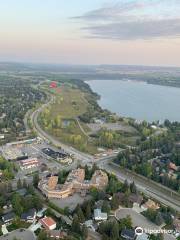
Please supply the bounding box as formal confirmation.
[31,94,180,212]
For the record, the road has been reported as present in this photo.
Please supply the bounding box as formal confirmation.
[30,93,180,212]
[31,96,94,164]
[98,159,180,212]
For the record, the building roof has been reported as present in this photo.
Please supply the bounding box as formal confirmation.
[174,218,180,231]
[21,208,36,221]
[129,194,143,204]
[142,199,160,210]
[169,162,178,171]
[20,158,39,167]
[40,217,56,229]
[136,233,149,240]
[15,188,27,196]
[49,230,67,238]
[2,212,15,222]
[121,229,135,239]
[94,209,107,220]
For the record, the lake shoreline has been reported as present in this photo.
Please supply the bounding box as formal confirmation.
[86,79,180,122]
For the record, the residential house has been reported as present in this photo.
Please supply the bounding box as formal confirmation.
[37,208,47,218]
[48,230,67,239]
[94,209,107,221]
[141,199,160,211]
[21,209,36,223]
[40,217,56,230]
[2,212,16,225]
[129,194,143,207]
[136,233,149,240]
[169,162,178,171]
[121,229,136,240]
[173,218,180,233]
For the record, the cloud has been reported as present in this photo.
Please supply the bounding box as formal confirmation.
[82,18,180,40]
[72,0,180,40]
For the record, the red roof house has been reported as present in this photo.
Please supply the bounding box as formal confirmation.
[40,217,56,230]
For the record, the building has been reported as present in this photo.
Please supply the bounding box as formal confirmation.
[19,158,39,170]
[40,217,56,230]
[136,233,149,240]
[94,209,107,221]
[38,168,108,199]
[169,162,178,171]
[141,199,160,211]
[21,209,36,223]
[48,230,67,239]
[121,229,136,240]
[173,218,180,233]
[2,212,16,225]
[2,146,24,161]
[37,208,47,218]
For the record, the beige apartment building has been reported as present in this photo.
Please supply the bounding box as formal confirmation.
[38,168,108,199]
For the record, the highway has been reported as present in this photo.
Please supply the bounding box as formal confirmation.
[98,159,180,212]
[30,95,180,213]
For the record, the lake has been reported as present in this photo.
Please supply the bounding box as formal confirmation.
[87,80,180,122]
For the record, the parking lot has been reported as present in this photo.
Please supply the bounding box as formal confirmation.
[51,193,91,211]
[0,139,76,181]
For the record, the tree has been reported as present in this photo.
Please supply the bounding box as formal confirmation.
[122,179,129,193]
[76,205,85,223]
[82,225,88,239]
[102,201,111,214]
[72,214,81,234]
[155,212,164,226]
[37,230,49,240]
[33,173,39,187]
[7,182,12,192]
[130,181,137,194]
[111,195,119,210]
[110,222,119,240]
[33,195,43,210]
[17,178,22,189]
[23,179,27,189]
[85,201,92,219]
[12,194,23,216]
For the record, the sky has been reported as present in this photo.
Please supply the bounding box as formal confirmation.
[0,0,180,66]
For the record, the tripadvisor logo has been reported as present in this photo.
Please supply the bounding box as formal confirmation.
[135,227,144,236]
[135,226,175,235]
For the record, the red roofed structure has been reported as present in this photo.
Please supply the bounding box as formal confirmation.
[40,217,56,230]
[50,82,57,88]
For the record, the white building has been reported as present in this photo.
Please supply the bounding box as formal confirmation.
[19,158,39,170]
[94,209,107,221]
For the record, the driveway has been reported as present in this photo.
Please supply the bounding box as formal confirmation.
[115,208,175,240]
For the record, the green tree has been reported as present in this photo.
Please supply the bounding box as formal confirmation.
[17,178,22,189]
[110,222,119,240]
[82,225,88,239]
[37,230,49,240]
[85,201,91,219]
[33,173,39,187]
[102,201,111,214]
[72,214,81,234]
[111,195,119,210]
[130,181,137,194]
[76,205,85,223]
[12,194,23,216]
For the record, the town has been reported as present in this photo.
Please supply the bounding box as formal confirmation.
[0,134,179,240]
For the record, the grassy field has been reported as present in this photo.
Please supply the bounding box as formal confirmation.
[50,86,89,118]
[39,83,139,154]
[39,84,98,154]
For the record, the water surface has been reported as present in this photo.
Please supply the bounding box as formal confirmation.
[87,80,180,122]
